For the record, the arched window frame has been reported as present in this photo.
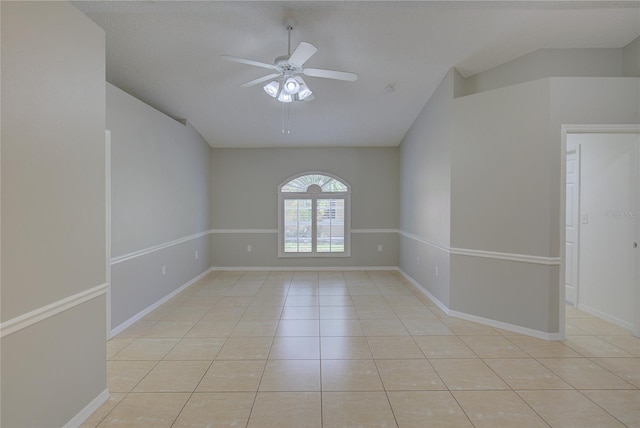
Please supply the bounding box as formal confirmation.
[278,171,351,258]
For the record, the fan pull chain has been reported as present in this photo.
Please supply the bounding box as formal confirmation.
[281,103,291,135]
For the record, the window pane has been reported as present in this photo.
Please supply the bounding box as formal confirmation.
[282,174,347,193]
[317,198,345,253]
[284,199,312,253]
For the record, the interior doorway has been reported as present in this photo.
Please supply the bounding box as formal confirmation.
[561,126,640,338]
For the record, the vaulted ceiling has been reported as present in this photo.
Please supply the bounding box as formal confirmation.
[75,1,640,148]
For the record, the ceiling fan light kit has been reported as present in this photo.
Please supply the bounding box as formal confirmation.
[221,21,357,105]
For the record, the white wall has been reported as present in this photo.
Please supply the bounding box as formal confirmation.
[107,83,212,330]
[398,70,454,306]
[572,133,639,329]
[462,47,629,96]
[210,147,398,268]
[451,78,559,333]
[1,2,107,426]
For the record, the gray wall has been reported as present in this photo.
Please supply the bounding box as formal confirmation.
[107,83,212,329]
[398,70,454,306]
[210,147,398,268]
[1,2,107,426]
[461,46,637,96]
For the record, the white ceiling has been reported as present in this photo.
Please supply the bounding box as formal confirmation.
[74,1,640,148]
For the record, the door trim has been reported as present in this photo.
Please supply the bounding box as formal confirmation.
[560,124,640,338]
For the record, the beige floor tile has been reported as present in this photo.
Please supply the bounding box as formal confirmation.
[319,306,359,320]
[377,286,414,296]
[356,305,398,319]
[460,335,528,358]
[240,305,283,320]
[231,320,278,337]
[322,392,397,428]
[247,392,321,428]
[185,320,238,337]
[173,392,255,428]
[107,360,157,392]
[287,285,319,296]
[538,358,634,389]
[393,306,438,320]
[430,359,509,390]
[484,358,572,389]
[564,335,634,357]
[197,360,266,392]
[80,393,127,428]
[216,296,253,307]
[518,390,627,427]
[347,286,381,296]
[216,337,273,360]
[140,307,172,322]
[591,357,640,388]
[280,306,320,320]
[582,390,640,428]
[318,286,349,295]
[269,336,320,359]
[506,336,582,358]
[106,338,134,360]
[259,359,321,391]
[351,295,388,305]
[284,295,319,307]
[133,360,210,392]
[140,320,197,338]
[388,391,473,428]
[266,271,293,280]
[201,306,246,321]
[292,272,319,280]
[568,318,634,336]
[453,390,549,428]
[321,337,373,359]
[111,337,180,361]
[113,320,158,339]
[342,271,372,281]
[414,335,477,359]
[600,335,640,357]
[442,318,501,335]
[367,337,424,359]
[97,392,189,427]
[321,359,384,391]
[361,319,409,336]
[163,337,226,360]
[241,271,270,280]
[376,359,446,390]
[384,295,425,306]
[320,319,364,336]
[401,318,454,335]
[318,295,354,306]
[161,307,209,322]
[276,319,319,336]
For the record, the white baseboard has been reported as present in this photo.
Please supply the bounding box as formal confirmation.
[110,268,212,338]
[398,269,561,341]
[63,389,109,428]
[210,266,399,272]
[398,269,451,316]
[577,303,634,332]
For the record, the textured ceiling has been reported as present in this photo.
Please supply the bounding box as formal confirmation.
[74,1,640,148]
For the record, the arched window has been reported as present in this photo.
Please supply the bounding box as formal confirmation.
[278,172,351,257]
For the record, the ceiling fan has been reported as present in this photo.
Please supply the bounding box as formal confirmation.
[221,20,358,103]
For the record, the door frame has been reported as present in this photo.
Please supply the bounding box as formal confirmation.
[560,124,640,338]
[105,129,112,339]
[564,143,580,307]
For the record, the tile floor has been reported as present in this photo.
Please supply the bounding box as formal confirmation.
[83,270,640,427]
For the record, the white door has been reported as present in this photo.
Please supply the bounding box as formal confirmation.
[570,132,639,333]
[565,146,580,306]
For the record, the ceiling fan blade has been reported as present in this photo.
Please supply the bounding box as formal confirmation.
[303,68,358,82]
[288,42,318,67]
[240,73,281,88]
[220,55,276,70]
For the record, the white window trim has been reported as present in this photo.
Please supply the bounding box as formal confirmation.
[278,172,351,258]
